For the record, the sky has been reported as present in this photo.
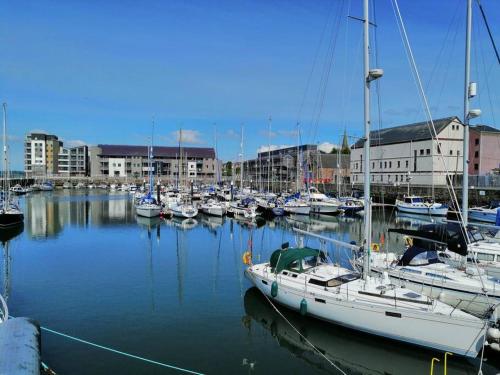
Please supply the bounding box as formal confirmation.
[1,0,499,170]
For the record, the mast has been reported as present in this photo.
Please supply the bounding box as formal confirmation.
[214,124,218,186]
[462,0,472,226]
[240,124,244,189]
[149,119,154,195]
[267,117,271,193]
[362,0,382,281]
[2,104,8,200]
[296,122,300,192]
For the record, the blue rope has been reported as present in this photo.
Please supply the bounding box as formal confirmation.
[40,326,205,375]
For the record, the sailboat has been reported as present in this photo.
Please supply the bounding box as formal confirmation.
[0,104,23,228]
[136,129,161,218]
[244,0,492,358]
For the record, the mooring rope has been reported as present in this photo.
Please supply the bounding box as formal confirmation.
[40,326,205,375]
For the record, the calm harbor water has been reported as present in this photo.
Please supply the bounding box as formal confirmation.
[2,190,499,374]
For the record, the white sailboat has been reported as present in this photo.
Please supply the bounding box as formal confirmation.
[245,0,493,358]
[136,128,161,218]
[200,199,226,217]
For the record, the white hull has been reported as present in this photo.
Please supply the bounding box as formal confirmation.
[201,205,225,217]
[310,202,339,214]
[396,204,448,216]
[171,205,198,218]
[284,205,310,215]
[246,268,485,357]
[136,205,161,218]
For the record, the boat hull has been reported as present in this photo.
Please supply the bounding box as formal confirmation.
[468,208,498,223]
[396,204,448,216]
[0,213,24,227]
[246,269,485,358]
[284,206,310,215]
[201,206,225,217]
[136,206,161,218]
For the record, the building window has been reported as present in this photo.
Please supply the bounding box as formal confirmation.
[380,175,383,182]
[397,161,401,168]
[379,162,382,168]
[475,138,479,145]
[457,150,460,156]
[396,175,398,182]
[474,163,479,170]
[372,162,375,169]
[401,174,404,181]
[389,161,392,168]
[437,144,441,154]
[426,149,430,155]
[355,163,358,170]
[420,149,424,155]
[474,151,479,158]
[449,150,453,156]
[384,161,387,169]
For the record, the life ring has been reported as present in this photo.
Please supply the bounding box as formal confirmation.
[371,243,380,252]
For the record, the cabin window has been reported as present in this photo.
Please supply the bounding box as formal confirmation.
[404,198,412,203]
[309,278,327,287]
[288,260,300,272]
[476,253,495,262]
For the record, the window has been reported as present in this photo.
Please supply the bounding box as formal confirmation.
[420,149,424,155]
[449,150,453,156]
[457,150,460,156]
[397,161,401,168]
[380,175,383,182]
[372,162,375,169]
[474,163,479,170]
[475,138,479,145]
[355,163,358,169]
[384,161,387,168]
[405,160,409,168]
[426,149,430,155]
[476,253,495,262]
[396,175,398,182]
[389,161,392,168]
[401,174,404,181]
[437,144,442,154]
[380,162,382,168]
[474,151,479,158]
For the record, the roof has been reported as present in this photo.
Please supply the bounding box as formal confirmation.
[97,144,215,159]
[270,247,324,273]
[471,125,500,133]
[352,116,460,149]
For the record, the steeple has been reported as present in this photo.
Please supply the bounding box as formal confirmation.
[341,129,350,154]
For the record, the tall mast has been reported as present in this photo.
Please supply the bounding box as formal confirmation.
[2,104,7,199]
[362,0,382,281]
[296,122,300,192]
[149,119,154,194]
[462,0,473,225]
[214,124,218,186]
[267,117,271,193]
[240,124,244,189]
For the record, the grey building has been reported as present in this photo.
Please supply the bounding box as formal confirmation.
[58,145,89,176]
[89,144,218,183]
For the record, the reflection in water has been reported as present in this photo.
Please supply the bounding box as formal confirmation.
[1,223,24,302]
[243,287,491,375]
[137,216,160,313]
[25,192,134,239]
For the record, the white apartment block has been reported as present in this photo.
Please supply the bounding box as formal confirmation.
[350,116,464,187]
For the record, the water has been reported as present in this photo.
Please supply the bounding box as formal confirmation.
[1,190,499,374]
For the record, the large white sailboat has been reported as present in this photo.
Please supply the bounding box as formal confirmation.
[245,0,493,358]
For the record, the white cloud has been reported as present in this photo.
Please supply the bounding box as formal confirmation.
[257,144,293,153]
[318,142,338,153]
[170,129,205,145]
[65,139,87,148]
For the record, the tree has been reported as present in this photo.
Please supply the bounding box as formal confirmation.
[224,161,233,176]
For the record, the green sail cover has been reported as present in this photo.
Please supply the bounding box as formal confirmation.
[269,247,324,274]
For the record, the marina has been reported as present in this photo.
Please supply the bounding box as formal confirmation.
[0,189,499,374]
[1,0,500,373]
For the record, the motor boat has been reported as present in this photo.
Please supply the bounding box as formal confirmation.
[307,187,340,215]
[200,200,226,217]
[395,196,448,216]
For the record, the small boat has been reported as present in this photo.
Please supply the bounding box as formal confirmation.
[62,181,72,189]
[227,198,258,220]
[283,197,310,215]
[339,198,364,215]
[171,203,198,219]
[395,195,448,216]
[97,183,108,189]
[307,187,340,215]
[468,201,500,223]
[136,193,161,218]
[39,181,54,191]
[9,184,28,195]
[200,200,226,217]
[75,182,86,189]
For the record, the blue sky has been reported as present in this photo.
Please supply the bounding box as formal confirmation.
[1,0,499,170]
